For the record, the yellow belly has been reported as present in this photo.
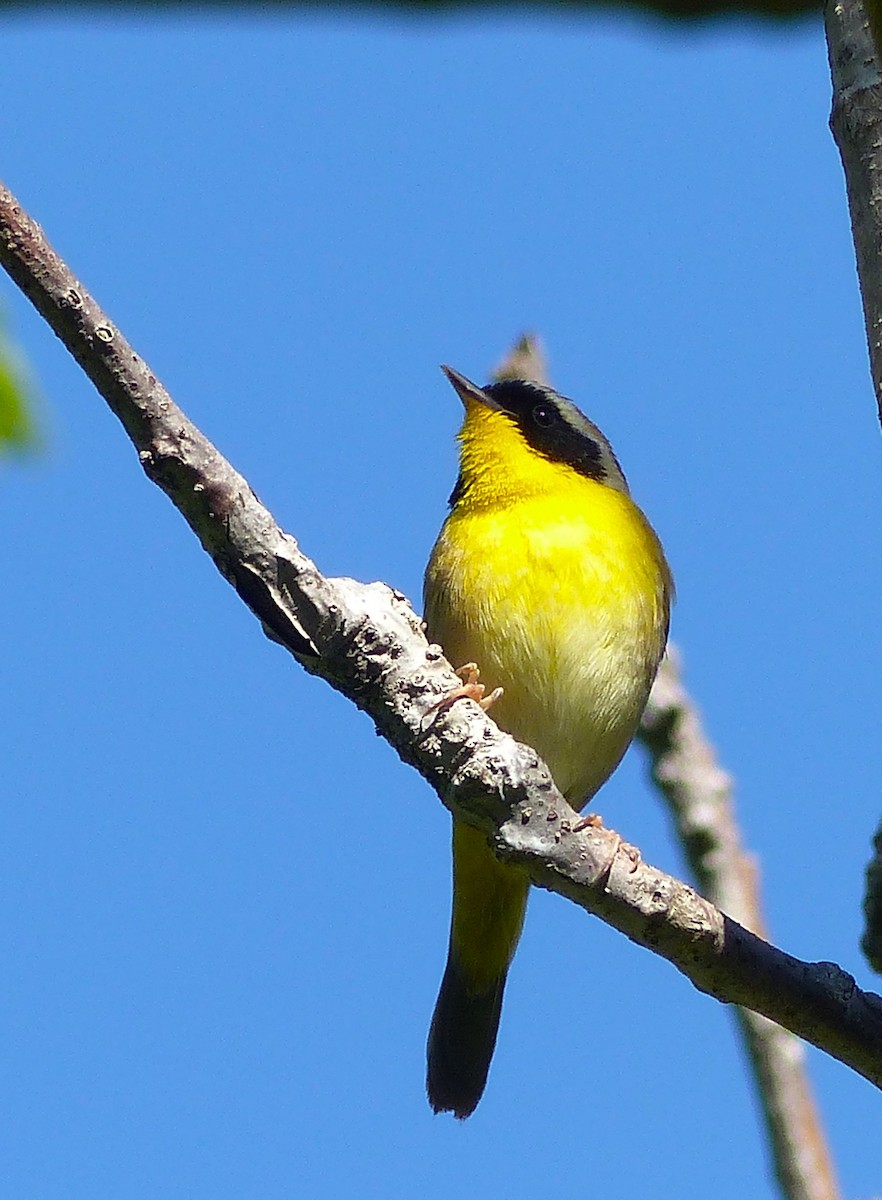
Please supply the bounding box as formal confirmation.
[424,482,670,806]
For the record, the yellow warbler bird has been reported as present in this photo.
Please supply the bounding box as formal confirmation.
[423,366,672,1119]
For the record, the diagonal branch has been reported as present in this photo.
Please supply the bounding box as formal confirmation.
[2,179,882,1103]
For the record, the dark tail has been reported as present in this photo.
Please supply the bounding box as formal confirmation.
[426,953,507,1119]
[426,821,529,1118]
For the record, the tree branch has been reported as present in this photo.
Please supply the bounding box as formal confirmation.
[0,0,823,21]
[2,180,882,1107]
[826,0,882,975]
[640,653,841,1200]
[827,0,882,428]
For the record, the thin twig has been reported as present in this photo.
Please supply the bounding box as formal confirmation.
[2,180,882,1102]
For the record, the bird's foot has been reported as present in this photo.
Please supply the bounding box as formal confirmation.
[434,662,504,714]
[570,817,640,875]
[572,811,604,832]
[454,663,504,711]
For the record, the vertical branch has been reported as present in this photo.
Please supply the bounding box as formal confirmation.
[827,0,882,425]
[826,0,882,974]
[492,336,840,1200]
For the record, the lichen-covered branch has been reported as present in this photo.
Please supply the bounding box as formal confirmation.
[2,179,882,1100]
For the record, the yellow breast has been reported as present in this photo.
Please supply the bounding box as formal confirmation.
[424,403,671,807]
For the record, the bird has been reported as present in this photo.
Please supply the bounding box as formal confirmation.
[423,365,672,1119]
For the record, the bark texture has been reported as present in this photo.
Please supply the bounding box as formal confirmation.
[1,180,882,1116]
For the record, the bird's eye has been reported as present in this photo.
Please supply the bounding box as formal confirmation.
[532,404,555,427]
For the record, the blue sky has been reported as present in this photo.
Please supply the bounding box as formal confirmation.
[2,10,880,1199]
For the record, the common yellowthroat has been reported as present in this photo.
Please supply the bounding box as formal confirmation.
[424,366,672,1118]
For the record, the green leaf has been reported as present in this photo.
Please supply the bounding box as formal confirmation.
[0,317,39,454]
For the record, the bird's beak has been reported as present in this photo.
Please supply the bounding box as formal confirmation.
[440,365,504,412]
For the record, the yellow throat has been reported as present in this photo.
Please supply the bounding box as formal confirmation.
[423,367,672,1121]
[425,375,672,803]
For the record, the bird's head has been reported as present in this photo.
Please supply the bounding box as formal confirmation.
[441,365,629,507]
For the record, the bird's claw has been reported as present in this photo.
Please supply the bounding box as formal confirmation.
[573,812,604,832]
[433,663,504,714]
